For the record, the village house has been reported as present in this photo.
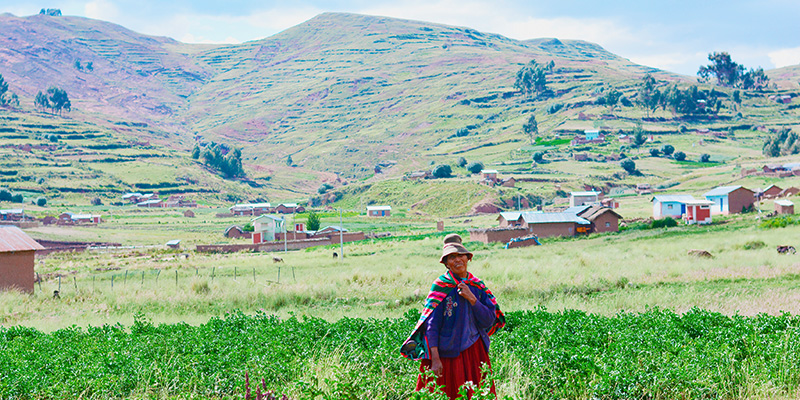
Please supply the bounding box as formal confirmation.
[367,205,392,217]
[683,199,714,225]
[165,195,197,208]
[570,191,600,207]
[165,239,181,249]
[183,209,195,218]
[251,215,283,243]
[570,130,605,146]
[775,200,795,215]
[230,202,272,216]
[652,195,695,219]
[758,184,782,200]
[121,193,143,203]
[780,187,800,197]
[224,225,251,239]
[58,212,101,225]
[0,209,26,222]
[274,203,305,214]
[703,186,756,215]
[497,211,592,238]
[136,199,163,208]
[570,205,623,233]
[636,183,653,195]
[0,226,44,293]
[600,198,619,209]
[403,171,431,181]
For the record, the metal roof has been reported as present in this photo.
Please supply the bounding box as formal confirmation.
[571,191,599,197]
[683,199,715,206]
[652,195,696,203]
[564,205,591,215]
[279,203,298,208]
[520,212,590,225]
[367,205,392,211]
[230,202,271,210]
[0,209,24,214]
[0,226,45,252]
[165,239,181,246]
[498,212,522,221]
[481,169,498,174]
[252,214,284,222]
[704,185,748,197]
[775,200,794,207]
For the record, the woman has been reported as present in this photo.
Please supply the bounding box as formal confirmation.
[401,234,505,399]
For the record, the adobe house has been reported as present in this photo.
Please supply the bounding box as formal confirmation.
[0,226,44,293]
[652,195,695,219]
[183,209,195,218]
[775,200,795,215]
[703,186,756,214]
[166,239,181,249]
[275,203,304,214]
[224,225,251,239]
[0,209,25,221]
[481,169,498,183]
[779,187,800,197]
[760,184,782,199]
[497,211,591,238]
[683,199,714,225]
[367,205,392,217]
[229,202,272,216]
[574,205,622,233]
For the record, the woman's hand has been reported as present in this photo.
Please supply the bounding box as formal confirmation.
[457,281,478,305]
[431,356,443,377]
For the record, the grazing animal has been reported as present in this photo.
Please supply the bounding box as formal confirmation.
[52,290,60,299]
[332,252,338,259]
[777,245,796,254]
[272,256,284,263]
[687,249,714,258]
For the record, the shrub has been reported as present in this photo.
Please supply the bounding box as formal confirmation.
[651,217,678,229]
[432,164,452,178]
[700,153,711,162]
[674,151,686,161]
[306,211,321,231]
[456,157,467,168]
[11,193,23,203]
[649,148,660,157]
[318,183,333,194]
[466,162,484,174]
[90,197,102,206]
[740,240,766,250]
[660,144,675,156]
[547,103,563,114]
[620,159,636,173]
[532,151,545,163]
[36,197,47,207]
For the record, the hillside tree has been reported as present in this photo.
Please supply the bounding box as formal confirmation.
[522,114,538,144]
[466,162,484,174]
[46,87,71,115]
[637,74,661,117]
[660,144,674,156]
[633,124,647,147]
[514,60,547,97]
[34,91,50,112]
[697,52,770,90]
[674,151,686,161]
[603,88,622,110]
[456,157,467,168]
[700,154,711,163]
[0,74,19,107]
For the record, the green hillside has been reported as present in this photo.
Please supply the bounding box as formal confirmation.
[0,11,799,212]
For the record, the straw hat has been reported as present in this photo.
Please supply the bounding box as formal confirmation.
[439,233,473,264]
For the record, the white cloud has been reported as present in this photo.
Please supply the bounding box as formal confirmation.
[84,0,119,21]
[769,47,800,69]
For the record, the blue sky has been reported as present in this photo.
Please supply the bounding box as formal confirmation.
[2,0,799,76]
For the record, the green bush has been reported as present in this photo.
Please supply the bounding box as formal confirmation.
[651,217,678,229]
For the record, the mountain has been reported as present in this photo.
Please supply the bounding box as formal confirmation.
[0,12,686,177]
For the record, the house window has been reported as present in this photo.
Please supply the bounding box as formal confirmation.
[605,222,610,227]
[667,204,673,209]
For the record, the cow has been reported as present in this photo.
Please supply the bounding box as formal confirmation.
[777,245,796,254]
[272,256,284,263]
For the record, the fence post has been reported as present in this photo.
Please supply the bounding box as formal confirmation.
[277,267,280,284]
[73,276,77,291]
[124,270,128,285]
[92,276,95,290]
[58,276,61,292]
[111,275,114,289]
[234,267,237,279]
[141,271,145,285]
[253,268,256,283]
[196,268,199,276]
[37,273,41,292]
[212,267,215,281]
[175,270,178,287]
[292,267,296,282]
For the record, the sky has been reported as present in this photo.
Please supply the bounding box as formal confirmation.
[2,0,799,76]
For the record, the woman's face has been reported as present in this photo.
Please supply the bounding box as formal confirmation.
[445,253,470,278]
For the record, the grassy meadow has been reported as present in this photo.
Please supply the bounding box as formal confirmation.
[7,212,800,331]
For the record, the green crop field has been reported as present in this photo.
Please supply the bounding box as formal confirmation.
[5,213,800,398]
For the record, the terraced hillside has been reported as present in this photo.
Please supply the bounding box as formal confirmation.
[0,11,799,208]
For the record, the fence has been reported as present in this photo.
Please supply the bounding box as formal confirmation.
[33,264,297,297]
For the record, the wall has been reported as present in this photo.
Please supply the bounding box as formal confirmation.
[197,238,332,253]
[469,228,528,244]
[728,188,756,214]
[0,250,35,293]
[527,222,579,238]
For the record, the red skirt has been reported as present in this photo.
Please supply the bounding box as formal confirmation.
[415,340,496,399]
